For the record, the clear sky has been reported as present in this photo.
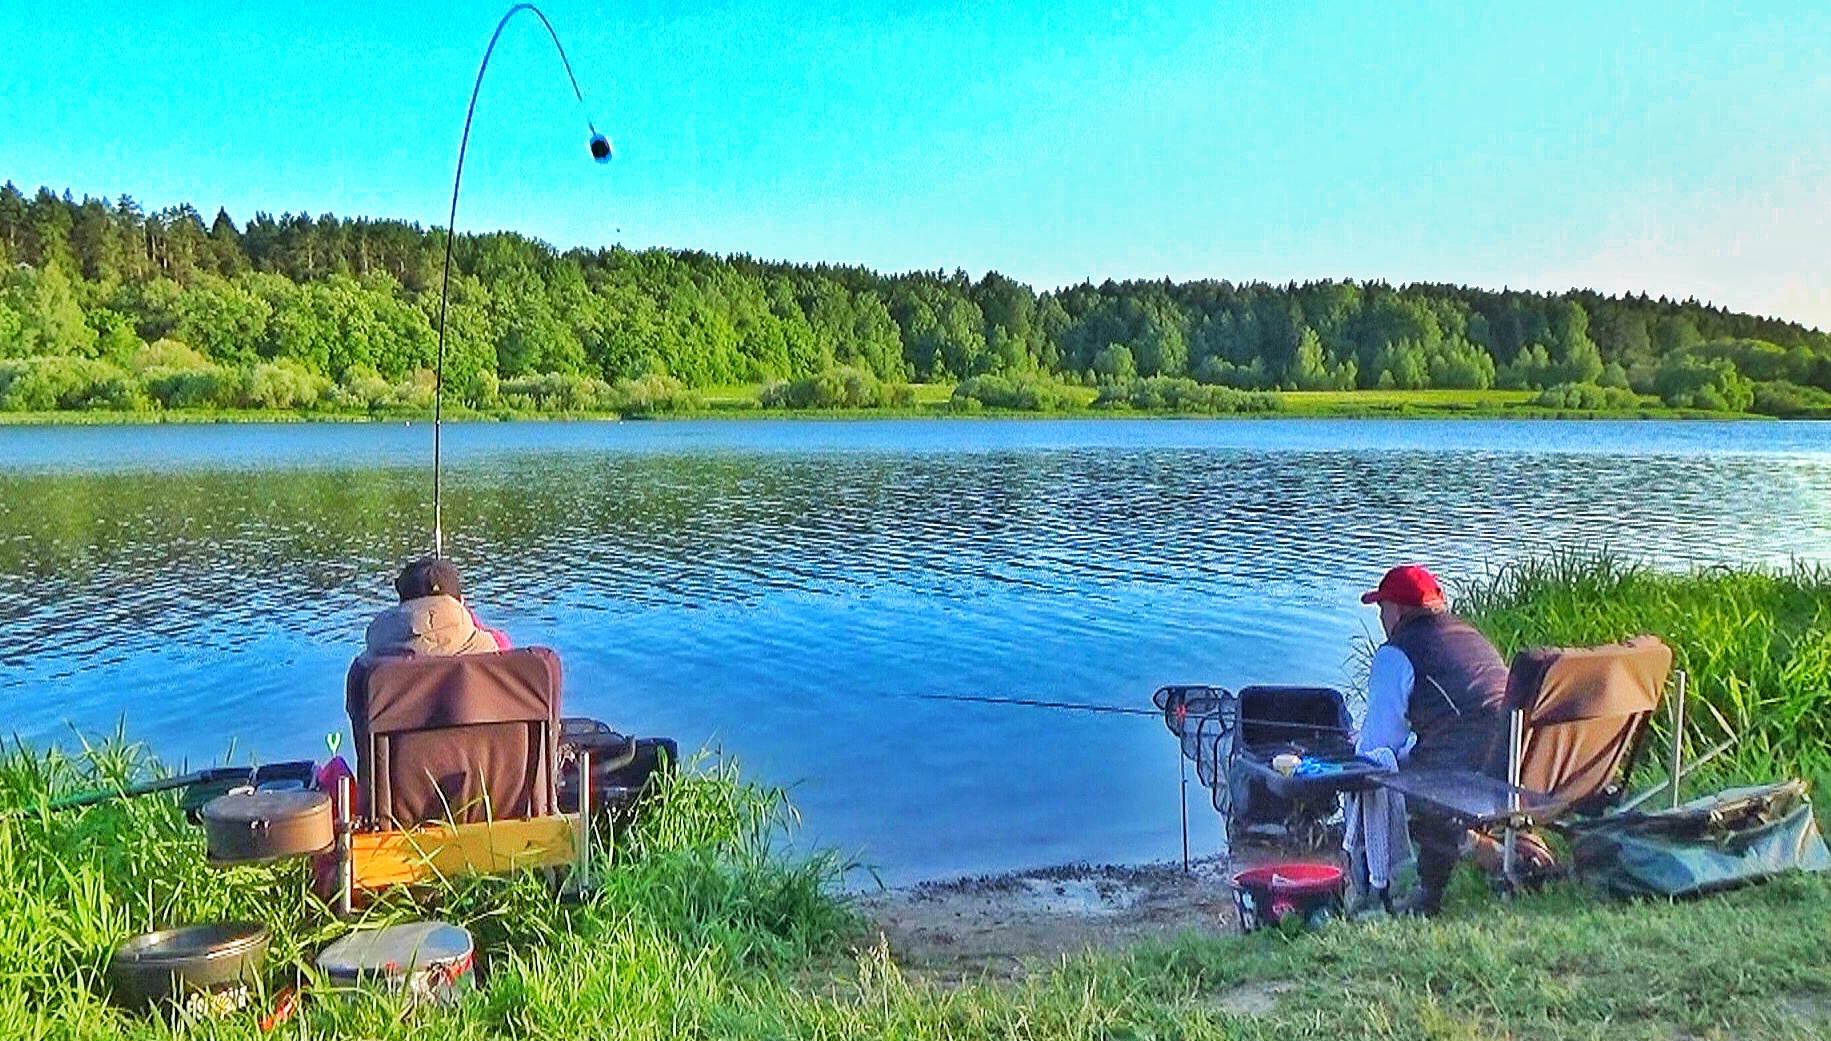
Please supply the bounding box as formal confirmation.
[2,1,1828,328]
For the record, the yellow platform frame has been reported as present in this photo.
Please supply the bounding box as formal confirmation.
[347,813,582,889]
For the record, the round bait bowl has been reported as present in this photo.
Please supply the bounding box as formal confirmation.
[109,922,269,1013]
[1231,862,1345,933]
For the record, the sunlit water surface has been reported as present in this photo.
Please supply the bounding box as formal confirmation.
[4,418,1830,884]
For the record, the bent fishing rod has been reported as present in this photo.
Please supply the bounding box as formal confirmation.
[433,2,613,557]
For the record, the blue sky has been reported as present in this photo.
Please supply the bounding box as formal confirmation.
[2,1,1828,327]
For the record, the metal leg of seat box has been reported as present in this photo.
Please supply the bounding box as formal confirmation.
[335,773,355,918]
[1503,708,1524,889]
[575,748,592,893]
[1670,670,1687,810]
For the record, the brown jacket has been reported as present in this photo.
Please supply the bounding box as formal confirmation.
[362,595,500,661]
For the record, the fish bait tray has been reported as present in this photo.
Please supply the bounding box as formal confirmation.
[1233,755,1388,800]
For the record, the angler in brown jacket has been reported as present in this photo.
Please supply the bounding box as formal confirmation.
[361,557,510,661]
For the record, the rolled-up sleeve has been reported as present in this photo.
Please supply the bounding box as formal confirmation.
[1358,645,1415,758]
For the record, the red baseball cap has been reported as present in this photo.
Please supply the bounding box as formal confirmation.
[1360,564,1446,609]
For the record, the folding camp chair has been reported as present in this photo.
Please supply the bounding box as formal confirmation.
[335,648,594,906]
[1373,635,1678,885]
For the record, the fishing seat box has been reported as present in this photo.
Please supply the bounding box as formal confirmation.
[556,717,678,816]
[1228,686,1383,826]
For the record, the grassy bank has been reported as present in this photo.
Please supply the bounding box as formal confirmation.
[3,738,1827,1040]
[0,384,1744,424]
[6,556,1830,1039]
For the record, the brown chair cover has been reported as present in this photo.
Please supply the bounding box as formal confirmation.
[346,648,563,828]
[1506,635,1671,815]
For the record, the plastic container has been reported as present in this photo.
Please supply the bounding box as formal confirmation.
[1231,862,1345,932]
[108,922,270,1015]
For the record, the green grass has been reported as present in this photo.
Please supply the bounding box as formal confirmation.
[1458,553,1831,789]
[1278,388,1735,419]
[0,384,1759,423]
[4,733,1827,1039]
[6,556,1831,1038]
[1286,388,1538,410]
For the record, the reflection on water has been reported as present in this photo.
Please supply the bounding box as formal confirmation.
[4,419,1831,883]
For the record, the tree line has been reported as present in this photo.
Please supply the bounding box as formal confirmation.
[3,181,1830,415]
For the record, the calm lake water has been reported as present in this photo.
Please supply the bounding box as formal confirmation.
[5,418,1831,884]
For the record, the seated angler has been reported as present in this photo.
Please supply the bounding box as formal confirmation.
[1357,564,1508,916]
[362,556,510,661]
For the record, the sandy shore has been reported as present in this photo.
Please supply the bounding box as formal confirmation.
[855,858,1245,981]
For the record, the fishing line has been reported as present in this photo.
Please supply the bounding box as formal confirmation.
[911,693,1161,717]
[433,3,612,557]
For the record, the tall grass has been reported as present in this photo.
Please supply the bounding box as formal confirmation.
[1458,552,1831,789]
[0,737,853,1039]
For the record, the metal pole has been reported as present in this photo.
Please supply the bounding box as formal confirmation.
[335,773,354,917]
[1504,708,1523,885]
[1671,670,1688,810]
[576,748,592,893]
[1179,746,1189,873]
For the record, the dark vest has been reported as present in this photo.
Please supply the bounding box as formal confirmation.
[1385,611,1509,767]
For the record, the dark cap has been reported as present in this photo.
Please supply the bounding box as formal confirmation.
[395,557,463,602]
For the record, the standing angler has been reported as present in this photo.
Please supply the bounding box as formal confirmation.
[1356,564,1509,916]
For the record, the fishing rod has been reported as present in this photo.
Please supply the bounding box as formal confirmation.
[912,692,1354,733]
[433,3,613,557]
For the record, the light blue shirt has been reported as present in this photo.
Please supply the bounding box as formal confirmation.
[1358,644,1419,759]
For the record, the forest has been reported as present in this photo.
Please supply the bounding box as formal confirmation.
[4,181,1830,416]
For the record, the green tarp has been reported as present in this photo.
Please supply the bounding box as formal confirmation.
[1567,780,1831,899]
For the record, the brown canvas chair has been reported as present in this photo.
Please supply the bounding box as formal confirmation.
[346,648,563,829]
[1503,634,1672,817]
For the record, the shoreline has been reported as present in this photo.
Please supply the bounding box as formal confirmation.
[0,405,1772,426]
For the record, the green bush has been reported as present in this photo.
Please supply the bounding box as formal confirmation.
[1750,379,1831,418]
[951,373,1079,412]
[128,338,211,372]
[328,365,400,411]
[760,366,911,409]
[1531,382,1641,411]
[234,360,331,410]
[140,365,232,409]
[0,356,142,412]
[499,372,616,412]
[1653,353,1755,412]
[611,374,702,416]
[1094,376,1282,414]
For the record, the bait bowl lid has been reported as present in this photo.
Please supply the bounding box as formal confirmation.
[316,921,473,984]
[200,789,330,823]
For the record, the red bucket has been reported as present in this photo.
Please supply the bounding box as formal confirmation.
[1231,862,1345,932]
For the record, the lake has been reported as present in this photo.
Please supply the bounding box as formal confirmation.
[5,418,1831,885]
